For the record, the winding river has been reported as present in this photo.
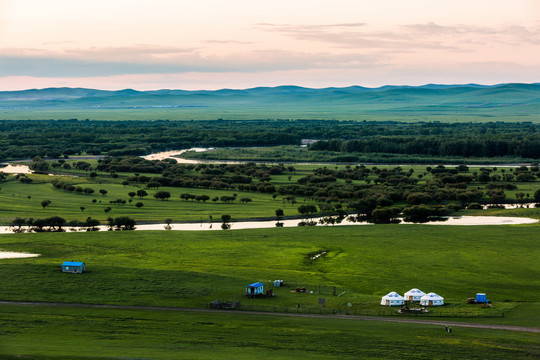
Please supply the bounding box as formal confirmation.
[0,215,536,235]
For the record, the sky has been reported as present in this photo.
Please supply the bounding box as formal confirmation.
[0,0,539,90]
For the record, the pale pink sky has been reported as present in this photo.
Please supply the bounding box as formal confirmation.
[0,0,538,90]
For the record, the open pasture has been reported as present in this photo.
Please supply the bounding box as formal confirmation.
[0,304,538,360]
[0,225,538,321]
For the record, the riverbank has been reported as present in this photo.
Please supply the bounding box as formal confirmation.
[0,216,536,234]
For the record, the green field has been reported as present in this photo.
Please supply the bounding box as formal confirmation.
[1,147,540,358]
[0,226,539,318]
[0,225,539,358]
[0,176,295,224]
[1,305,538,359]
[1,84,540,122]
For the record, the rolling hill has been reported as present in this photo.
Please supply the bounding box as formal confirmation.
[0,83,539,122]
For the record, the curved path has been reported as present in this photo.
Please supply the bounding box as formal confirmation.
[1,300,538,334]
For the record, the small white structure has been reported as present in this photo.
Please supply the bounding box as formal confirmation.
[420,292,444,306]
[380,292,404,306]
[404,288,426,302]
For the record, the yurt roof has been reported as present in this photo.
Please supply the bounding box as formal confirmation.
[421,292,444,300]
[404,288,425,295]
[382,291,404,300]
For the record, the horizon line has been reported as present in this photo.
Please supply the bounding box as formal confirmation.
[2,82,539,93]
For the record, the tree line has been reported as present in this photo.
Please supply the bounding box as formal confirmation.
[0,119,537,161]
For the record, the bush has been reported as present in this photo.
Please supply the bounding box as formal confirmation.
[467,203,483,210]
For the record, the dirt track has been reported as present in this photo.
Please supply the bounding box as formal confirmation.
[1,300,538,333]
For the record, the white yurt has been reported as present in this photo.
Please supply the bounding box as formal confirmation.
[420,292,444,306]
[404,288,426,302]
[380,292,404,306]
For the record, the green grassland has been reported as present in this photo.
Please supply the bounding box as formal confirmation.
[1,225,539,358]
[3,105,539,122]
[0,177,296,224]
[1,84,540,122]
[1,154,539,358]
[0,226,539,320]
[1,305,538,359]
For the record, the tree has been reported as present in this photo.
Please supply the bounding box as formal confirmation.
[104,206,112,213]
[112,216,136,230]
[80,206,86,212]
[406,192,432,205]
[84,217,100,231]
[240,197,252,204]
[135,202,144,208]
[40,200,51,209]
[534,188,540,202]
[83,188,94,195]
[10,217,27,232]
[128,191,136,198]
[275,208,284,218]
[371,207,401,224]
[221,214,231,230]
[195,194,210,202]
[154,191,171,201]
[297,204,317,217]
[99,189,108,196]
[147,182,161,189]
[136,189,148,199]
[29,156,49,172]
[46,216,67,232]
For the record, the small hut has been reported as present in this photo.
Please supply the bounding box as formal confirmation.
[245,282,264,296]
[420,292,444,306]
[404,288,426,302]
[380,292,404,306]
[476,293,487,303]
[61,261,85,274]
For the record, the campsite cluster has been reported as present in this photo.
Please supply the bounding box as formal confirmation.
[381,289,444,307]
[381,289,490,307]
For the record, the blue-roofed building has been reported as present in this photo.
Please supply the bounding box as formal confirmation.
[245,282,264,296]
[61,261,85,274]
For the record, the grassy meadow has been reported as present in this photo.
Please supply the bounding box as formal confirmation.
[1,83,540,122]
[1,225,540,358]
[0,226,539,320]
[1,305,538,360]
[1,150,539,358]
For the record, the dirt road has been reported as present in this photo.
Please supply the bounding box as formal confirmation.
[1,300,538,333]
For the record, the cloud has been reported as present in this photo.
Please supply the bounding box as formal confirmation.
[204,40,254,45]
[401,22,540,44]
[256,23,460,51]
[258,21,540,50]
[0,45,387,77]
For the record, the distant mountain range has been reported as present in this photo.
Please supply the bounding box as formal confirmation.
[0,83,539,121]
